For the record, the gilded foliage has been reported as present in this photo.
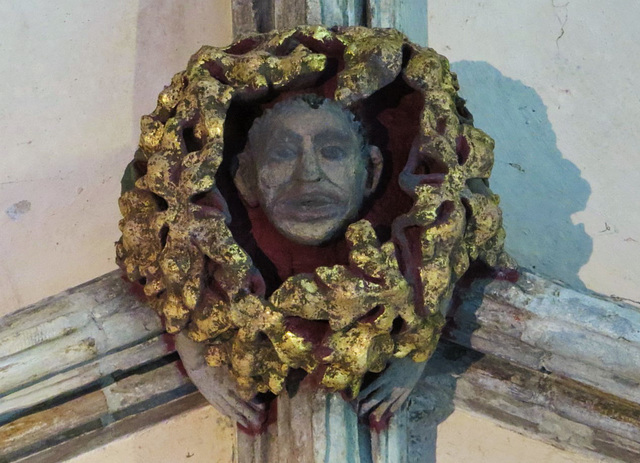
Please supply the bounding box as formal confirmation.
[116,26,513,400]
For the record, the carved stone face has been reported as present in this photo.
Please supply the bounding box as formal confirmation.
[235,98,383,245]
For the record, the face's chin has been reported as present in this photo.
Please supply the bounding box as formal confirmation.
[275,217,344,245]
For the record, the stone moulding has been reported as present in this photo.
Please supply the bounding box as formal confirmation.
[0,270,638,462]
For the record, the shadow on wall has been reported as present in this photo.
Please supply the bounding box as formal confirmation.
[452,61,592,290]
[399,62,594,462]
[132,1,231,125]
[407,341,481,463]
[134,1,190,121]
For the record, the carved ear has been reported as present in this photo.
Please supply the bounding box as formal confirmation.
[365,145,383,197]
[234,151,259,207]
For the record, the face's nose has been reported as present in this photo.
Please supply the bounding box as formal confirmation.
[296,135,322,182]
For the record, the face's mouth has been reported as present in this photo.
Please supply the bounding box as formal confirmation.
[276,190,344,222]
[293,193,333,208]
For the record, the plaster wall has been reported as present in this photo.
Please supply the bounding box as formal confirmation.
[427,0,640,303]
[63,406,604,463]
[0,0,233,318]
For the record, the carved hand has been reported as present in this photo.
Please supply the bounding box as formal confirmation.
[356,356,427,423]
[175,332,266,429]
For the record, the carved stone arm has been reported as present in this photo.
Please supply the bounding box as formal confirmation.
[175,332,266,429]
[357,356,427,423]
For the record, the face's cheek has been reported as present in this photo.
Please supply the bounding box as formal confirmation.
[256,158,295,210]
[320,152,367,208]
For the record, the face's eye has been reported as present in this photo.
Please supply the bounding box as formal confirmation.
[320,145,347,160]
[269,147,298,160]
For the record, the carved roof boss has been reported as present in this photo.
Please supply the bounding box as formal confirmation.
[116,26,513,426]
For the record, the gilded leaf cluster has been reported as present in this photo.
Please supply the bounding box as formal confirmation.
[116,26,513,400]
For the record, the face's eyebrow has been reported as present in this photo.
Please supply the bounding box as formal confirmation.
[313,128,355,146]
[269,128,303,145]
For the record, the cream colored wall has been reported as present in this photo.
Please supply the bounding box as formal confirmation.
[64,406,604,463]
[436,409,605,463]
[0,0,232,318]
[428,0,640,303]
[65,404,236,463]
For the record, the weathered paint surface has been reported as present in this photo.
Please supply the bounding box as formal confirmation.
[368,0,427,46]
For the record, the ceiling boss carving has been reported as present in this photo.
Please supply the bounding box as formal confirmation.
[116,25,513,402]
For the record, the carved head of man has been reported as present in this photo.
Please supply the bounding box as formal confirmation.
[234,95,383,245]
